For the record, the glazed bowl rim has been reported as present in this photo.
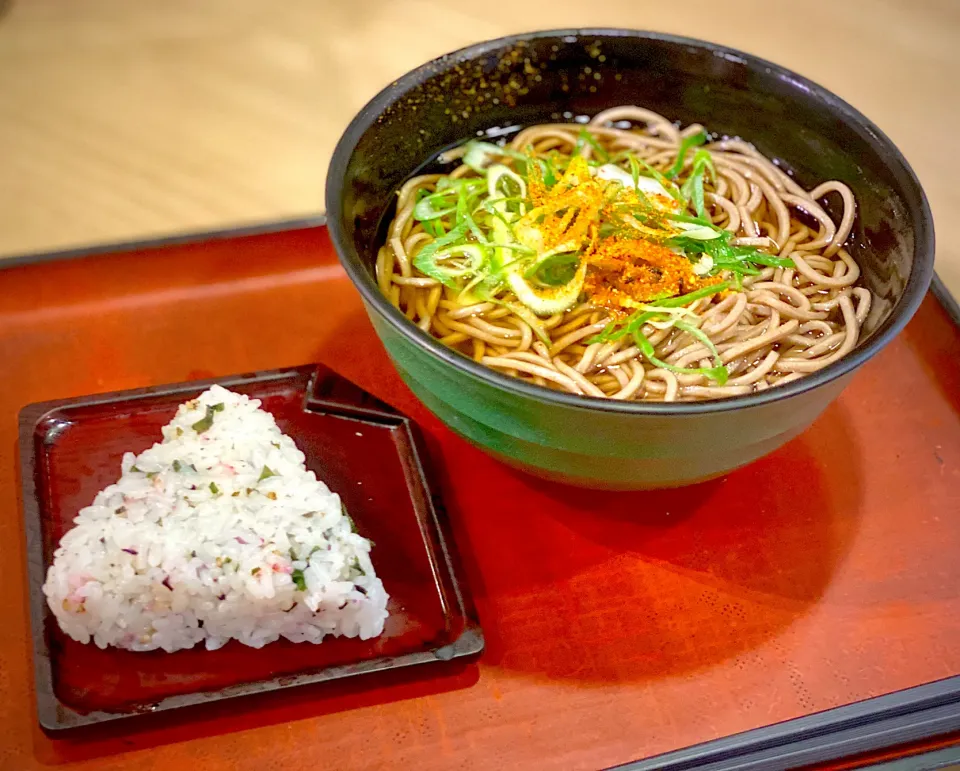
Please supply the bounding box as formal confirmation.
[326,27,935,416]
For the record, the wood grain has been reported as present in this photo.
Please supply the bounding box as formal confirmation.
[0,0,955,293]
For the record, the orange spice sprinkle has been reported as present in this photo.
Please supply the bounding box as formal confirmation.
[518,154,719,312]
[521,156,603,253]
[584,238,717,313]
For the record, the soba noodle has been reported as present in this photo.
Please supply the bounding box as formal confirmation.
[376,106,870,403]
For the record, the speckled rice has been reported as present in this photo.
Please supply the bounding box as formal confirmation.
[42,385,389,652]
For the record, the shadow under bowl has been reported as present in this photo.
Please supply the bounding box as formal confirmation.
[325,28,934,490]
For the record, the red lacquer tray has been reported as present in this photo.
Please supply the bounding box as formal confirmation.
[19,364,482,729]
[3,220,959,770]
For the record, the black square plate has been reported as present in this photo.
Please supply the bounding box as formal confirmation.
[19,364,482,730]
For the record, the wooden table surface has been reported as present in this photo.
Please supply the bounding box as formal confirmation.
[0,0,956,293]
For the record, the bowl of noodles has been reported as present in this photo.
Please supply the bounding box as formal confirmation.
[326,29,934,489]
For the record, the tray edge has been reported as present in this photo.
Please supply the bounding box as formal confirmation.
[0,215,326,270]
[608,675,960,771]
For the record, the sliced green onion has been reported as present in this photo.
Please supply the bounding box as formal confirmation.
[505,260,586,316]
[588,283,731,345]
[647,282,731,308]
[539,155,559,187]
[740,252,795,268]
[633,326,728,385]
[413,188,458,221]
[680,148,716,218]
[669,225,794,276]
[487,164,527,201]
[674,319,728,385]
[499,299,552,344]
[422,218,446,238]
[416,243,487,288]
[462,141,527,172]
[628,154,641,190]
[635,159,684,203]
[575,128,610,163]
[436,176,485,193]
[668,211,718,228]
[666,131,707,179]
[482,195,526,216]
[524,251,580,287]
[589,311,657,344]
[675,222,723,240]
[412,223,468,286]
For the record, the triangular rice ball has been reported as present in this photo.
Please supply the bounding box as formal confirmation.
[43,385,389,652]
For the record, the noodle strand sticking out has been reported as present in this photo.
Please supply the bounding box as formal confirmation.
[376,106,869,402]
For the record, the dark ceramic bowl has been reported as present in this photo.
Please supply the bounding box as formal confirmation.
[326,29,935,489]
